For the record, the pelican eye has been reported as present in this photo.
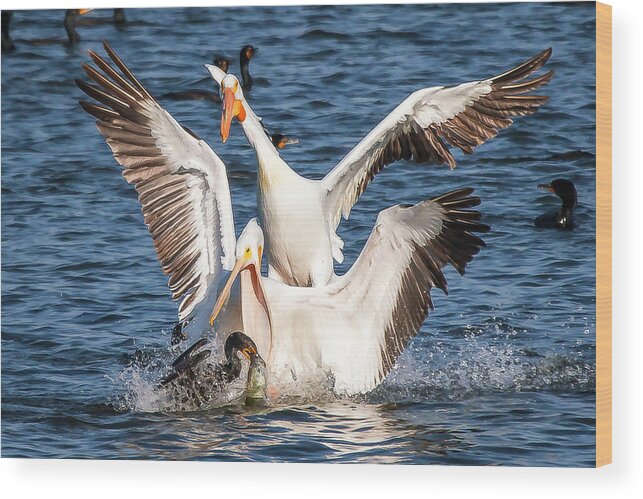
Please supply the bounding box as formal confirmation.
[245,247,252,257]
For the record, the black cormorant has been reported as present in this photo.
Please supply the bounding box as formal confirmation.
[535,179,577,230]
[161,331,267,407]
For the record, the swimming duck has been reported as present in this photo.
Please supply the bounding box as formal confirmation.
[535,179,577,229]
[161,331,267,407]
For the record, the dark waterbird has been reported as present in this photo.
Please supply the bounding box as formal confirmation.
[8,9,93,47]
[161,47,295,150]
[239,44,259,91]
[161,332,267,408]
[2,11,15,53]
[162,55,231,102]
[1,9,123,53]
[535,179,578,230]
[76,8,126,27]
[162,44,257,103]
[271,133,300,149]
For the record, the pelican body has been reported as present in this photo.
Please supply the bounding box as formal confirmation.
[219,83,339,286]
[209,49,553,288]
[210,189,489,395]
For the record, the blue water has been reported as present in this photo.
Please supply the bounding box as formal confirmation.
[1,3,596,465]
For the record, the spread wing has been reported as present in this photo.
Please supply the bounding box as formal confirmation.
[323,188,489,394]
[77,42,236,322]
[322,48,553,233]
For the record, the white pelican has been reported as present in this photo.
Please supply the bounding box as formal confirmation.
[77,43,489,395]
[207,48,552,288]
[208,189,488,395]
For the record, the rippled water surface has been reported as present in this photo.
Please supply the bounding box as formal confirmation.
[2,3,596,465]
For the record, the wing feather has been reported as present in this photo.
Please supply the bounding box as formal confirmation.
[326,188,489,393]
[77,42,235,322]
[323,49,553,236]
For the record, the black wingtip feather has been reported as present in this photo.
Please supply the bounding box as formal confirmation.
[491,47,553,84]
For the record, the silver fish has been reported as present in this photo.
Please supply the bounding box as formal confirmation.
[245,355,268,406]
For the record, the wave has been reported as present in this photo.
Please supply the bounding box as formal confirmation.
[466,149,596,166]
[296,28,352,41]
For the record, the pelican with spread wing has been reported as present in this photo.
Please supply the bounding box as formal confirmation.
[77,43,488,395]
[207,48,551,288]
[208,190,488,395]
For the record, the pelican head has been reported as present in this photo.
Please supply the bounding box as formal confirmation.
[210,219,268,328]
[219,73,247,143]
[233,217,264,272]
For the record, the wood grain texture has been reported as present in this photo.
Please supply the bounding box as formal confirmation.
[596,1,612,468]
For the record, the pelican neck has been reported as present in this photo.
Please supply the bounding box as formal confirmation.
[239,105,295,178]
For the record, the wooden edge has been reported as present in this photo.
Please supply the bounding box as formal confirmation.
[596,1,612,468]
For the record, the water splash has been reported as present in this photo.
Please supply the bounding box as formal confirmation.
[370,333,595,403]
[109,342,248,413]
[107,322,594,414]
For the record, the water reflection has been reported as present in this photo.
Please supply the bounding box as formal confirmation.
[113,401,470,463]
